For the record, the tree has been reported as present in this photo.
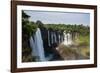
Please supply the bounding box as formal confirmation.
[36,20,44,29]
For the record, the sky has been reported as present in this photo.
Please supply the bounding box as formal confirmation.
[24,10,90,26]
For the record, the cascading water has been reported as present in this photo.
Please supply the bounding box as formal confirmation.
[58,34,61,44]
[51,32,54,44]
[67,33,72,44]
[29,36,37,57]
[29,28,46,61]
[54,32,57,43]
[63,31,72,45]
[29,28,77,61]
[48,30,51,46]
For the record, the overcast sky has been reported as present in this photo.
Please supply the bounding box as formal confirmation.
[23,10,90,26]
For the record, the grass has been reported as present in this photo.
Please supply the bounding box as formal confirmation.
[75,35,90,46]
[78,46,90,59]
[75,35,90,59]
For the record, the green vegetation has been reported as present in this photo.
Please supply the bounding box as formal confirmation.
[74,35,90,59]
[75,35,90,46]
[22,11,36,62]
[22,11,90,62]
[44,24,90,35]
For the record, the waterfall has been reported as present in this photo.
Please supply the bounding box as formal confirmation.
[67,33,72,45]
[29,28,79,61]
[48,30,51,46]
[61,34,64,42]
[30,28,46,61]
[54,32,57,43]
[34,28,46,61]
[63,31,72,45]
[47,30,65,46]
[58,34,61,44]
[29,36,37,57]
[51,32,54,44]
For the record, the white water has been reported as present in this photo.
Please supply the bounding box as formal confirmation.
[54,32,57,43]
[58,34,60,44]
[29,36,37,57]
[63,31,72,45]
[51,32,53,44]
[29,28,75,61]
[48,30,51,46]
[30,28,46,61]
